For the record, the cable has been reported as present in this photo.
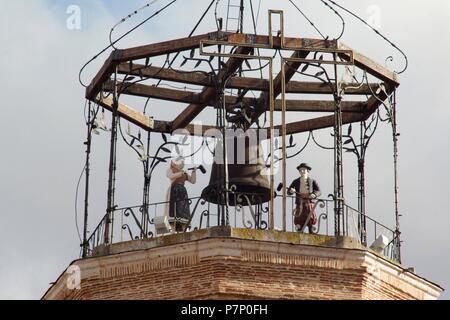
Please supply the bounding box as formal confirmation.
[320,0,345,40]
[79,0,179,88]
[109,0,161,49]
[325,0,408,74]
[108,0,178,50]
[75,164,86,244]
[255,0,262,29]
[249,0,264,79]
[214,0,223,31]
[288,0,326,39]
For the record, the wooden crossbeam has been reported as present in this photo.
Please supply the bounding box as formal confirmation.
[226,33,338,51]
[171,46,253,131]
[96,96,164,132]
[87,31,398,100]
[86,32,343,101]
[104,80,366,113]
[116,33,211,63]
[339,43,400,86]
[106,81,203,104]
[274,100,365,113]
[231,97,366,113]
[85,33,212,100]
[95,96,217,136]
[272,112,365,136]
[246,51,308,129]
[118,63,378,95]
[269,87,394,136]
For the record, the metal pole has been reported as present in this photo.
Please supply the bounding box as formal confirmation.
[333,53,344,237]
[281,61,287,232]
[220,84,230,226]
[392,90,401,263]
[358,120,367,245]
[105,67,119,245]
[82,102,93,258]
[142,131,152,237]
[239,0,244,33]
[269,60,275,230]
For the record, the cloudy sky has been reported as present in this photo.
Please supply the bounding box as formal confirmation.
[0,0,448,300]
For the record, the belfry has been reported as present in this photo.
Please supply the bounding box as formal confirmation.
[44,1,442,300]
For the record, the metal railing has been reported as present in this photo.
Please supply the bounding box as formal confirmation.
[86,192,400,262]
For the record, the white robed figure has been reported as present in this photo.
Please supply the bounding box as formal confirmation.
[164,158,197,232]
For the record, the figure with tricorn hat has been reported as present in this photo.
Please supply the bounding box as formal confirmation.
[287,163,321,234]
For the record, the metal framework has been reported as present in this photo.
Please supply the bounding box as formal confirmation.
[81,9,401,261]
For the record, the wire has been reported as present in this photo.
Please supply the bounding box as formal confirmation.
[249,0,264,79]
[214,0,223,31]
[288,0,326,39]
[109,0,161,49]
[320,0,345,40]
[79,0,179,88]
[108,0,178,50]
[325,0,408,74]
[75,164,86,244]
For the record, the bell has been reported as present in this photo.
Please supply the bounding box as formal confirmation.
[201,136,271,206]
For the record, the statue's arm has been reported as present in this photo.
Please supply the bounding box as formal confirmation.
[312,180,321,198]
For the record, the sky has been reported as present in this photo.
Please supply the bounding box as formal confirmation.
[0,0,449,300]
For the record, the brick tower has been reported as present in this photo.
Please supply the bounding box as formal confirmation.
[50,4,443,301]
[43,227,442,300]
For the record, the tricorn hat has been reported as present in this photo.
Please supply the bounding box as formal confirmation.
[296,163,312,171]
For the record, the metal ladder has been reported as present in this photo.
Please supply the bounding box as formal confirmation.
[225,0,244,33]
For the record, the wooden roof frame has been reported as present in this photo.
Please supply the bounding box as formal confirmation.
[86,30,400,137]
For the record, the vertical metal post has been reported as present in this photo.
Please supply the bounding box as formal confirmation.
[392,90,401,263]
[269,60,275,230]
[82,102,93,258]
[333,54,344,237]
[281,61,287,232]
[142,131,152,237]
[358,121,367,245]
[105,67,119,245]
[239,0,244,33]
[218,81,230,226]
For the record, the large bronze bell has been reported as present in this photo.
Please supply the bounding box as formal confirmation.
[201,136,271,206]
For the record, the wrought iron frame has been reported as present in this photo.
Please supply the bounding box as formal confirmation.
[80,9,402,262]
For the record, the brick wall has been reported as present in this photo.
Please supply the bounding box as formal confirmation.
[44,232,442,300]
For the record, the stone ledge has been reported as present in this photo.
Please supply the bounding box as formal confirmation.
[91,226,365,257]
[43,229,443,300]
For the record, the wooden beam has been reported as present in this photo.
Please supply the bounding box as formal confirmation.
[228,96,365,113]
[86,33,211,100]
[87,32,392,102]
[105,80,366,114]
[270,85,395,136]
[95,96,218,136]
[226,33,338,51]
[105,81,203,104]
[287,81,377,95]
[86,53,117,100]
[171,46,253,131]
[271,112,365,136]
[339,42,400,86]
[274,100,366,113]
[95,96,167,133]
[247,51,309,128]
[118,63,378,95]
[117,33,211,62]
[118,64,211,87]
